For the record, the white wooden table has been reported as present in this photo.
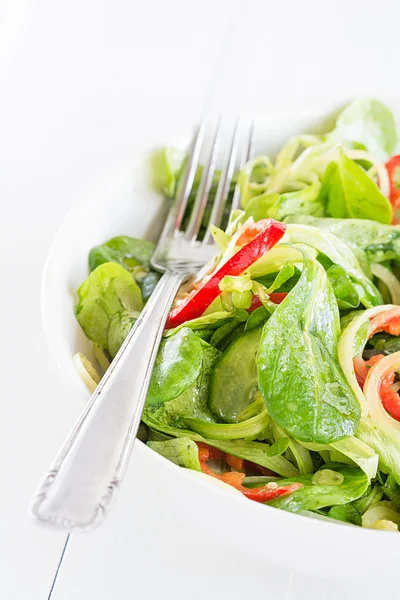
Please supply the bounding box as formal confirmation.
[2,1,400,597]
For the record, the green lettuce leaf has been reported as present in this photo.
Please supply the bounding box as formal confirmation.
[147,437,202,471]
[320,151,392,224]
[329,98,397,161]
[89,235,156,271]
[75,262,143,349]
[284,215,400,264]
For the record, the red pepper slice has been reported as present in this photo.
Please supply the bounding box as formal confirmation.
[249,292,288,311]
[353,308,400,388]
[354,354,385,388]
[379,371,400,421]
[197,443,302,503]
[385,155,400,223]
[369,308,400,337]
[166,219,287,328]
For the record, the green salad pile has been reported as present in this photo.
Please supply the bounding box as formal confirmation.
[74,99,400,531]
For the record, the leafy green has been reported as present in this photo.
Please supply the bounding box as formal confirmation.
[89,236,156,271]
[362,501,400,529]
[244,179,324,222]
[326,264,360,309]
[152,147,185,197]
[184,410,270,441]
[356,417,400,485]
[143,413,298,477]
[272,424,314,475]
[320,151,392,224]
[147,437,202,471]
[329,98,397,161]
[268,464,369,512]
[144,342,220,428]
[147,328,203,404]
[164,310,248,338]
[257,257,361,444]
[209,327,263,423]
[266,437,290,457]
[209,320,245,350]
[382,474,400,509]
[327,503,362,525]
[75,262,143,349]
[282,224,382,308]
[244,306,270,332]
[107,309,139,358]
[137,270,161,302]
[284,215,400,264]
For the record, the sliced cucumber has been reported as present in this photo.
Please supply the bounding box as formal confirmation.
[209,327,263,423]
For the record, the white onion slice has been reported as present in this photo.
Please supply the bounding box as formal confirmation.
[346,149,390,198]
[339,305,397,417]
[363,351,400,433]
[73,352,101,393]
[362,501,400,529]
[371,263,400,305]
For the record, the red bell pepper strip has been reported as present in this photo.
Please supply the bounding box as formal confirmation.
[354,354,385,388]
[385,155,400,223]
[166,219,286,328]
[369,308,400,337]
[353,307,400,387]
[379,371,400,421]
[197,443,302,503]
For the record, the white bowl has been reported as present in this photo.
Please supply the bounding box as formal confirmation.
[42,105,400,582]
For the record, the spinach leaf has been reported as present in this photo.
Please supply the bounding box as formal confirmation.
[321,151,392,224]
[144,342,221,425]
[138,270,162,302]
[285,215,400,264]
[107,309,139,358]
[257,257,361,444]
[326,264,360,309]
[147,437,202,471]
[89,235,156,271]
[329,98,397,161]
[327,503,361,526]
[268,464,369,512]
[147,328,203,404]
[75,262,143,349]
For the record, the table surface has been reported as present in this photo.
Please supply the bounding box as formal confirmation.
[2,0,400,598]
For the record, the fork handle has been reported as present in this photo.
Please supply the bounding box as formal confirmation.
[31,271,186,531]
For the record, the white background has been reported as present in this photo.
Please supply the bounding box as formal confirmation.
[2,0,400,598]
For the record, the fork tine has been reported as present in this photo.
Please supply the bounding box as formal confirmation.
[203,118,239,245]
[174,121,206,231]
[230,119,254,212]
[184,117,222,241]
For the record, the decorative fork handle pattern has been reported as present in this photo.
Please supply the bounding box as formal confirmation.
[31,272,186,531]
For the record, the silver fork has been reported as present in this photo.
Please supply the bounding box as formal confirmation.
[31,118,254,531]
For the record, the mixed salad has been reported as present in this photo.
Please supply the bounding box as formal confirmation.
[74,99,400,531]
